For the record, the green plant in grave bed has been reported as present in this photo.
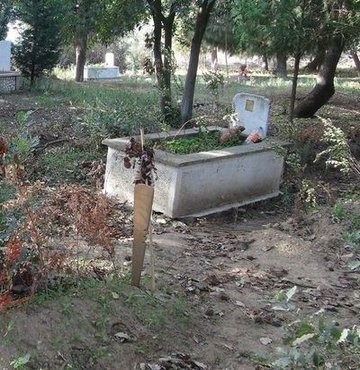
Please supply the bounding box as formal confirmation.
[160,129,244,154]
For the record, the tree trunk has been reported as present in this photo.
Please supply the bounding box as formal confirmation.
[30,62,35,87]
[181,0,216,124]
[149,0,175,120]
[211,48,218,70]
[289,52,301,122]
[162,12,175,119]
[294,35,345,118]
[262,55,268,71]
[75,36,87,82]
[351,52,360,72]
[304,49,325,72]
[276,53,287,79]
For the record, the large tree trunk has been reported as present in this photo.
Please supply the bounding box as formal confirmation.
[75,35,87,82]
[294,35,344,118]
[351,51,360,72]
[151,0,165,113]
[162,11,176,119]
[304,49,325,72]
[181,0,216,124]
[262,55,268,71]
[149,0,175,120]
[276,53,287,79]
[211,48,218,70]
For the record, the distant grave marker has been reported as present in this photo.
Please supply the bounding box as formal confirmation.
[0,40,11,72]
[105,52,114,67]
[232,93,271,137]
[0,40,22,92]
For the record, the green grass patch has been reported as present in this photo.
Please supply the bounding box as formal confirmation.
[34,148,102,184]
[157,130,245,154]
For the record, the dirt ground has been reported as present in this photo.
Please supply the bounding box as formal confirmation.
[0,199,359,369]
[0,85,359,369]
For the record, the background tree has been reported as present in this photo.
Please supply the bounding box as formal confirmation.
[304,46,326,72]
[351,50,360,72]
[0,0,13,39]
[13,0,63,85]
[294,0,360,117]
[180,0,217,123]
[202,1,239,73]
[232,0,290,78]
[146,0,181,120]
[232,0,326,119]
[63,0,145,82]
[232,0,360,119]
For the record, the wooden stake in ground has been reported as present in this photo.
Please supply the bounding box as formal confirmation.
[131,183,154,287]
[131,129,156,287]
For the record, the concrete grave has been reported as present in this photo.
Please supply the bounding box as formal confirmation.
[84,52,120,80]
[0,40,22,92]
[103,127,285,218]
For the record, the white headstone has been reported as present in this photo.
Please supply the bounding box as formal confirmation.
[105,52,114,67]
[0,40,11,72]
[232,93,271,137]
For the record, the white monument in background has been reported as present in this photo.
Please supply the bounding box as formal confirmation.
[84,52,120,80]
[0,39,22,91]
[0,40,11,71]
[105,52,115,67]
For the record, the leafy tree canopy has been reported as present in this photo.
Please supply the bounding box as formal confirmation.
[0,0,13,39]
[232,0,360,59]
[62,0,146,46]
[13,0,64,83]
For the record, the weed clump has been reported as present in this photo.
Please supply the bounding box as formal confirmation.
[157,128,245,155]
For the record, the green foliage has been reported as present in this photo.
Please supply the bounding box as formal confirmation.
[0,0,13,39]
[202,0,238,53]
[330,198,360,253]
[202,70,224,97]
[331,202,347,222]
[31,79,163,145]
[271,285,298,311]
[62,0,145,54]
[35,148,100,184]
[343,230,360,250]
[299,179,317,209]
[13,0,63,84]
[80,92,162,146]
[10,354,31,370]
[275,318,360,369]
[5,111,39,170]
[231,0,358,59]
[125,289,190,329]
[160,128,244,154]
[315,118,352,174]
